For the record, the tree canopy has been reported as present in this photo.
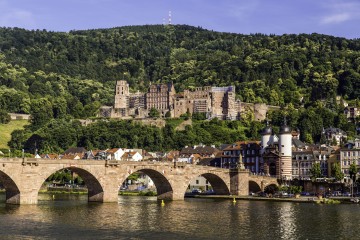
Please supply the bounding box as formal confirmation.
[1,25,360,151]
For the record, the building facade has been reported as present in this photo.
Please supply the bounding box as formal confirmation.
[221,141,262,172]
[340,138,360,180]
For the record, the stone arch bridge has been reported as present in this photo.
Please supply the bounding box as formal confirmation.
[0,158,278,204]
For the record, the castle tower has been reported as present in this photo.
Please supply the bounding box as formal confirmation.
[279,119,292,179]
[261,122,272,154]
[114,80,129,109]
[114,80,129,117]
[225,87,236,120]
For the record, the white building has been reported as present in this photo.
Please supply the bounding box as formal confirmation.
[106,148,125,160]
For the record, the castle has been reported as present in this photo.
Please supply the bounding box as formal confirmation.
[99,80,279,120]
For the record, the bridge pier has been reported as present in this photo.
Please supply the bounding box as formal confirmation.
[100,189,119,203]
[19,191,39,205]
[230,169,250,196]
[5,192,20,204]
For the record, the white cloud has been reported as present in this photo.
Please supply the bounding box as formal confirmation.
[0,1,36,29]
[227,1,260,19]
[319,0,360,25]
[320,12,351,24]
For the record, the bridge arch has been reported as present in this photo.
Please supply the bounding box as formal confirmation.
[121,168,174,200]
[200,173,230,195]
[264,184,278,194]
[0,170,21,204]
[38,166,105,202]
[183,171,231,196]
[249,180,262,193]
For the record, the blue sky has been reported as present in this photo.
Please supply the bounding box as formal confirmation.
[0,0,359,39]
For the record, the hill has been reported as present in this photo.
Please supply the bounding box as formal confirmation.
[0,25,359,151]
[1,24,360,108]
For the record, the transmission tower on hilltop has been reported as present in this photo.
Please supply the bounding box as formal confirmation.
[168,11,172,25]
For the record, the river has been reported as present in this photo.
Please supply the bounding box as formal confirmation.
[1,193,360,239]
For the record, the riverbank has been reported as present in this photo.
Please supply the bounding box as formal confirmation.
[190,195,357,204]
[119,190,157,196]
[39,190,87,194]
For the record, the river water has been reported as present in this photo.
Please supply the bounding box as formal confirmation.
[1,193,360,239]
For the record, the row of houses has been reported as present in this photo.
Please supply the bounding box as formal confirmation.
[36,147,143,161]
[32,126,360,182]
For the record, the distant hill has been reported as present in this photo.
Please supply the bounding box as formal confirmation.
[0,24,359,111]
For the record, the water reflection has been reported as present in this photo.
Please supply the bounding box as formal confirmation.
[277,203,297,239]
[2,193,360,239]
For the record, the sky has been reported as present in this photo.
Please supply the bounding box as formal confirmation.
[0,0,359,39]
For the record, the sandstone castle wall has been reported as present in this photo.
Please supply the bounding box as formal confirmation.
[99,80,279,121]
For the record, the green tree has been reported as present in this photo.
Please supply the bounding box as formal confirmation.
[331,163,344,182]
[289,185,302,195]
[52,97,67,119]
[29,98,53,130]
[349,162,358,183]
[165,111,171,118]
[8,129,29,149]
[149,108,160,118]
[310,162,322,181]
[0,110,11,124]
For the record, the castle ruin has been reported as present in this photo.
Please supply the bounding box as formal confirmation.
[99,80,278,121]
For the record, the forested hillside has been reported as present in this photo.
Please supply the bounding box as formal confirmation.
[1,25,360,105]
[0,24,359,153]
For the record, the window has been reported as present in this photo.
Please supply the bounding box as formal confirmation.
[196,180,199,184]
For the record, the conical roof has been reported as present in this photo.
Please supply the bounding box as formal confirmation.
[280,118,291,134]
[261,120,272,135]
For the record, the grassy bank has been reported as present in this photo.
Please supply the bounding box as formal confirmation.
[119,190,157,196]
[39,189,88,194]
[0,120,29,149]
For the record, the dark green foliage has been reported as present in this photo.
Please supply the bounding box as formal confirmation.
[164,111,171,118]
[349,162,358,183]
[331,163,344,181]
[8,129,30,149]
[1,25,360,149]
[0,110,10,124]
[29,98,53,130]
[149,108,160,118]
[47,169,73,183]
[9,118,250,152]
[192,112,207,120]
[289,185,302,194]
[1,26,360,107]
[310,163,323,181]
